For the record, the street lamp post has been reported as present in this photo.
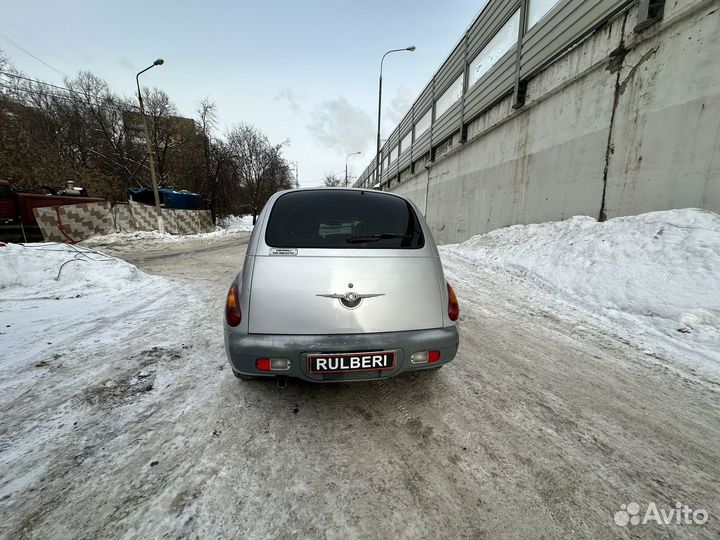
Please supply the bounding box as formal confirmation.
[291,161,299,189]
[136,58,165,233]
[375,46,415,186]
[345,151,361,187]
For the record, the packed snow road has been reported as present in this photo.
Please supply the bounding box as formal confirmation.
[2,234,719,539]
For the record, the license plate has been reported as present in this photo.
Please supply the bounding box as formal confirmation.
[307,351,396,374]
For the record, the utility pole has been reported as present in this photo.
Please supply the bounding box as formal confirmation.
[345,151,361,188]
[376,46,415,185]
[290,161,299,188]
[136,58,165,233]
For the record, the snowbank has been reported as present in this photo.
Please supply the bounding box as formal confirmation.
[80,214,253,249]
[83,226,249,250]
[0,243,164,300]
[217,214,254,231]
[440,209,720,380]
[0,243,176,372]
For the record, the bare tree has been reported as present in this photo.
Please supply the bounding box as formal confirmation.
[61,72,143,200]
[0,50,293,219]
[142,87,181,185]
[323,173,342,187]
[195,99,228,220]
[226,123,294,223]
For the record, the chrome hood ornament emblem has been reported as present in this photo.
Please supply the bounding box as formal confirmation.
[317,291,385,309]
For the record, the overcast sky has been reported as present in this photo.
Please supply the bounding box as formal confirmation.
[0,0,486,186]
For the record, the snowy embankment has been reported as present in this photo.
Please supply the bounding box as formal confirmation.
[0,243,174,374]
[0,242,199,507]
[217,214,254,232]
[83,214,253,250]
[440,209,720,381]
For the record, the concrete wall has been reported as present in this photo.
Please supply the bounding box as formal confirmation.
[34,202,114,243]
[127,201,214,235]
[603,0,720,217]
[391,0,720,245]
[33,202,215,243]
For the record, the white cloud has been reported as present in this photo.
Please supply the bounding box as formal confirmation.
[116,57,135,71]
[385,84,414,128]
[275,88,305,113]
[307,97,374,155]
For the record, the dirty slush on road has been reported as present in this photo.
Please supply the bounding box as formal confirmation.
[1,235,719,539]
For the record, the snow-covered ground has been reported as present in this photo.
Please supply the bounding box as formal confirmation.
[0,243,188,503]
[2,230,719,538]
[82,215,253,252]
[216,214,254,231]
[440,208,720,382]
[0,243,176,380]
[83,228,247,250]
[0,243,164,301]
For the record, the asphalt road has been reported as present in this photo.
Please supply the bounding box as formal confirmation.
[3,235,718,539]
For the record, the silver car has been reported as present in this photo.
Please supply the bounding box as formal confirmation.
[223,188,459,382]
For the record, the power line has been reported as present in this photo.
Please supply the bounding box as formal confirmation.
[0,19,83,71]
[0,70,135,108]
[0,82,131,113]
[0,30,65,77]
[0,78,138,113]
[0,70,79,95]
[0,81,81,102]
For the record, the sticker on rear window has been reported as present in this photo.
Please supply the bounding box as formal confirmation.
[269,248,298,256]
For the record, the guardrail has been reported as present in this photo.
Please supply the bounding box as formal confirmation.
[354,0,657,190]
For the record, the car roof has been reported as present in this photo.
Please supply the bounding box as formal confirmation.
[272,186,411,201]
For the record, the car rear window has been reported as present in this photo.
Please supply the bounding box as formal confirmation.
[264,190,425,249]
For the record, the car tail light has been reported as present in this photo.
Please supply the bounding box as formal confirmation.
[271,358,290,370]
[256,358,271,371]
[410,350,441,364]
[256,358,290,371]
[225,283,242,327]
[447,282,459,321]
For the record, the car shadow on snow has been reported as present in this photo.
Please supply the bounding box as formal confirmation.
[226,368,448,431]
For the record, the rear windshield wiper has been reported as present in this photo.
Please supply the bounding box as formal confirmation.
[346,233,408,243]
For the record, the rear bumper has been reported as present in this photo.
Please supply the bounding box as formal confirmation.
[224,326,459,382]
